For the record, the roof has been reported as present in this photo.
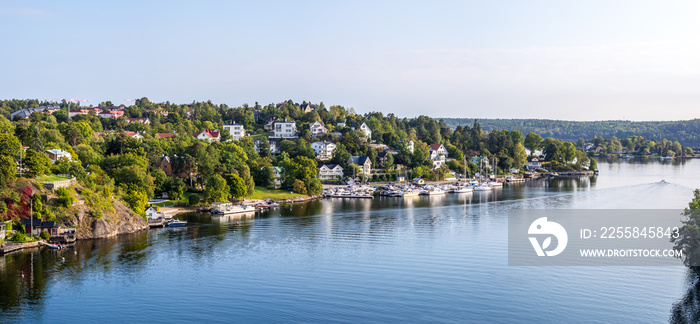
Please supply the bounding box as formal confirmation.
[527,157,541,162]
[41,221,59,228]
[429,144,443,151]
[321,164,342,170]
[349,156,371,165]
[155,133,175,139]
[45,149,70,155]
[378,151,391,158]
[193,129,220,138]
[20,219,42,226]
[310,120,325,126]
[273,166,283,173]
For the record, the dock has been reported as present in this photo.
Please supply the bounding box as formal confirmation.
[148,218,166,228]
[0,241,40,254]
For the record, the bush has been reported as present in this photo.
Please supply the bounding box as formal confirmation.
[90,210,104,219]
[189,194,200,206]
[40,230,51,240]
[56,187,76,208]
[9,232,29,243]
[293,179,307,195]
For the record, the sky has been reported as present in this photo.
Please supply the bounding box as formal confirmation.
[1,0,699,121]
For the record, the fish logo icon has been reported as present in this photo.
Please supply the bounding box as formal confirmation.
[528,217,568,256]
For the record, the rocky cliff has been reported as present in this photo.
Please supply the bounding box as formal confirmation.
[64,199,148,240]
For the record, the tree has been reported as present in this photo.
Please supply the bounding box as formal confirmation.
[0,155,15,187]
[524,132,543,156]
[0,133,21,159]
[672,189,700,273]
[56,187,76,207]
[293,179,307,195]
[24,149,51,177]
[122,185,149,217]
[588,157,598,170]
[513,143,527,169]
[227,173,247,198]
[204,174,231,202]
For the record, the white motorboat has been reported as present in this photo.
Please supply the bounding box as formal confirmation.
[455,186,474,193]
[474,184,492,191]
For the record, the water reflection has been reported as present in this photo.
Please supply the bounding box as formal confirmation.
[670,271,700,323]
[1,158,698,322]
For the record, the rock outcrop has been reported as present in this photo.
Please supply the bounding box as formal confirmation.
[64,199,147,240]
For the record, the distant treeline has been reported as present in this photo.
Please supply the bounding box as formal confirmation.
[441,118,700,147]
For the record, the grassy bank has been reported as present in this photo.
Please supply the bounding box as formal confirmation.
[37,175,72,182]
[249,187,307,200]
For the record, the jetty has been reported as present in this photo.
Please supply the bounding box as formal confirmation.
[0,241,40,255]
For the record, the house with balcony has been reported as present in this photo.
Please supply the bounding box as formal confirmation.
[318,164,344,180]
[526,157,542,170]
[45,149,72,163]
[270,120,298,139]
[223,123,247,140]
[311,141,336,160]
[309,120,328,137]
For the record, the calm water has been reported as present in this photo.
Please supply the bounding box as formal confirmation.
[2,158,700,323]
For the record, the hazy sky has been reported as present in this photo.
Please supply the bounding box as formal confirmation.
[1,0,699,120]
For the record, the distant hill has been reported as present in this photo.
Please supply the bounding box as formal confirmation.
[441,118,700,147]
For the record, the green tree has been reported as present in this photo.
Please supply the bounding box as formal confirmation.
[122,185,149,217]
[0,133,21,159]
[0,155,15,187]
[588,157,598,170]
[513,143,527,169]
[56,187,76,207]
[672,189,700,273]
[524,132,543,156]
[293,179,307,195]
[205,174,231,202]
[227,173,247,198]
[24,149,51,177]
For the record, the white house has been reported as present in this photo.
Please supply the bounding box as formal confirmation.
[145,206,162,219]
[311,141,336,160]
[309,120,328,137]
[193,129,221,142]
[98,110,125,119]
[429,144,448,169]
[526,157,542,170]
[270,120,298,139]
[45,149,72,163]
[223,123,247,140]
[351,122,372,139]
[318,164,344,180]
[272,166,283,189]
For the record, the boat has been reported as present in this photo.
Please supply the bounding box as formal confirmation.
[474,184,492,191]
[39,241,61,250]
[455,186,474,193]
[211,202,256,215]
[419,187,445,195]
[167,219,187,227]
[489,181,503,188]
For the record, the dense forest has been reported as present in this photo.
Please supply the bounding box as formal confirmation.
[442,118,700,147]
